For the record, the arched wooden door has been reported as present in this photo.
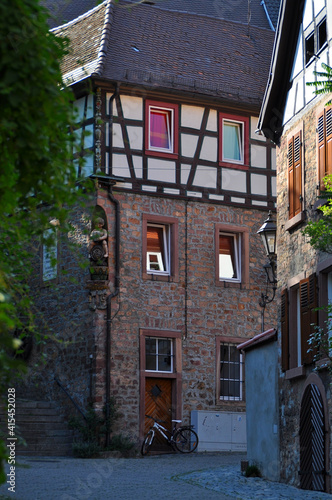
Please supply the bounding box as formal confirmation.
[299,383,327,491]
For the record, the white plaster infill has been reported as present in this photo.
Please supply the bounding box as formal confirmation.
[237,328,277,352]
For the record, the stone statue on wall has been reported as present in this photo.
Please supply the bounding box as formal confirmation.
[89,217,108,258]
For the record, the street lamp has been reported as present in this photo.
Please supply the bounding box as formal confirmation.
[257,211,277,331]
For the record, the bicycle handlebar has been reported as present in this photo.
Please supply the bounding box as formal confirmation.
[145,414,166,424]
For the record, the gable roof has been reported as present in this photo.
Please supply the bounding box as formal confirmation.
[52,2,111,85]
[257,0,304,143]
[42,0,98,29]
[44,0,279,30]
[103,2,275,107]
[54,0,276,109]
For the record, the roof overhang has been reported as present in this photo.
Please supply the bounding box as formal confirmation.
[237,328,277,352]
[257,0,305,144]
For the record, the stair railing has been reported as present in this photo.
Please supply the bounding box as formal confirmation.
[54,376,86,420]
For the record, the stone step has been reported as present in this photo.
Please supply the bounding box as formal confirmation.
[1,399,74,456]
[10,421,69,432]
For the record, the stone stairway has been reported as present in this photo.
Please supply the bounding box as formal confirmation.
[0,399,74,456]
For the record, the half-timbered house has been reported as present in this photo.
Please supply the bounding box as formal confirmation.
[18,0,278,454]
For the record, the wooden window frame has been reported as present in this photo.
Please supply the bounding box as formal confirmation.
[215,224,249,287]
[316,257,332,366]
[145,100,179,159]
[305,16,327,66]
[145,336,174,373]
[142,214,179,282]
[139,329,182,439]
[216,336,245,404]
[282,274,318,377]
[146,224,170,275]
[219,113,249,170]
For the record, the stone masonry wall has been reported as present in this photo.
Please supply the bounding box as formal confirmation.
[18,186,277,447]
[16,200,97,422]
[276,94,332,488]
[95,188,277,442]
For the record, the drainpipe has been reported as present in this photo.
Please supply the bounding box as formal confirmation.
[184,201,188,340]
[105,86,120,447]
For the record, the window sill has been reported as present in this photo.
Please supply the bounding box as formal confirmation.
[145,150,178,160]
[285,365,305,380]
[143,272,178,283]
[216,279,247,289]
[215,400,246,407]
[285,211,305,231]
[144,371,177,379]
[219,161,249,171]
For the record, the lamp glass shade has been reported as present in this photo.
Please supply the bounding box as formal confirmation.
[265,231,276,255]
[257,212,277,259]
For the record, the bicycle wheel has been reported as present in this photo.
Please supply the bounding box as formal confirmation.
[141,430,154,455]
[173,427,198,453]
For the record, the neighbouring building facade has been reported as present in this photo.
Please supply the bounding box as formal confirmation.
[259,0,332,492]
[17,0,279,454]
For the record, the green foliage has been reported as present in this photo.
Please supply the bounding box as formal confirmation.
[307,304,332,371]
[303,176,332,253]
[72,440,101,459]
[0,0,91,480]
[244,464,262,478]
[106,434,135,453]
[69,400,121,458]
[69,406,105,445]
[307,62,332,103]
[70,406,104,458]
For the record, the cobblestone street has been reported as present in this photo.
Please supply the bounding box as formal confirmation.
[1,452,332,500]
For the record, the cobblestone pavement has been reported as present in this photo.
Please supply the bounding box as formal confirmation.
[1,452,332,500]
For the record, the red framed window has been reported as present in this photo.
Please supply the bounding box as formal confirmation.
[219,113,249,169]
[219,233,240,281]
[215,224,249,286]
[142,214,179,282]
[145,100,178,158]
[146,224,170,274]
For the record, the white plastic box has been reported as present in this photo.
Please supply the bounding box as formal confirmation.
[191,411,247,452]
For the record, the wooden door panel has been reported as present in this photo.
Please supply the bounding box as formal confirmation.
[144,378,172,450]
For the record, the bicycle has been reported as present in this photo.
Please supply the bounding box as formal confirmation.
[141,415,199,455]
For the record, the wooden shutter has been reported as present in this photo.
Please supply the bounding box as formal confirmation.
[317,111,326,189]
[288,138,294,218]
[325,107,332,176]
[288,132,302,218]
[281,288,289,371]
[318,107,332,189]
[300,274,317,365]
